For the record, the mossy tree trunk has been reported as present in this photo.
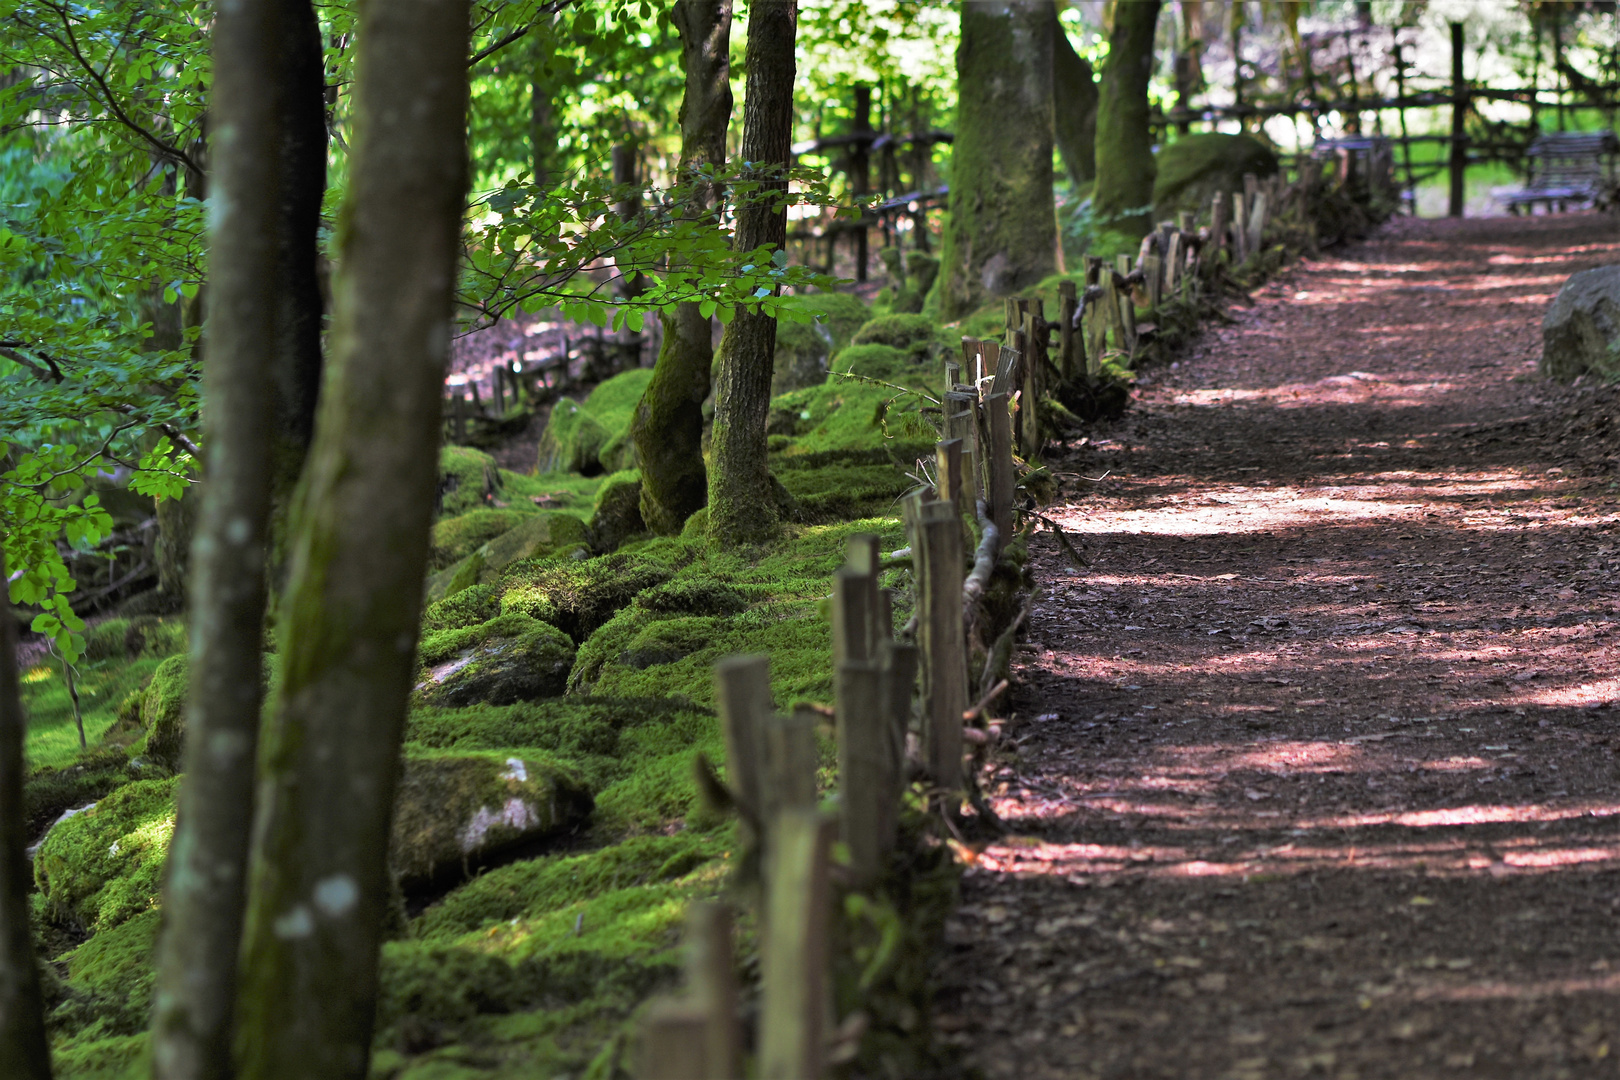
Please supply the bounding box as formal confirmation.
[705,0,795,545]
[937,1,1058,322]
[631,0,731,535]
[268,0,329,562]
[1093,0,1161,244]
[0,553,50,1080]
[150,0,285,1073]
[531,30,557,190]
[233,0,470,1075]
[1053,6,1098,187]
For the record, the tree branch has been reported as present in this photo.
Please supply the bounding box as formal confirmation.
[466,0,575,68]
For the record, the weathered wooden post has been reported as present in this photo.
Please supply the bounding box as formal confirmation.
[1449,21,1468,218]
[913,499,967,806]
[935,438,964,515]
[1113,255,1137,355]
[1231,190,1249,261]
[1163,229,1182,297]
[1085,255,1106,367]
[944,391,980,507]
[1209,191,1229,260]
[1019,307,1041,455]
[640,999,713,1080]
[759,808,835,1080]
[1246,190,1268,256]
[687,902,741,1080]
[837,659,888,883]
[984,392,1014,541]
[1058,279,1078,381]
[715,655,772,848]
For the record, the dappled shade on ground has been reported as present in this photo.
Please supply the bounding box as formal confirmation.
[937,213,1620,1079]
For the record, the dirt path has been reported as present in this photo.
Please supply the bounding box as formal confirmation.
[937,214,1620,1079]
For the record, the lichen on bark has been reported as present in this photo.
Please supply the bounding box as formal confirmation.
[937,0,1059,322]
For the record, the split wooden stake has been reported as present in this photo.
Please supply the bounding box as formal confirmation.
[686,902,741,1080]
[984,392,1014,542]
[837,659,888,883]
[715,654,772,845]
[914,499,967,803]
[1058,279,1078,381]
[640,999,713,1080]
[759,809,835,1080]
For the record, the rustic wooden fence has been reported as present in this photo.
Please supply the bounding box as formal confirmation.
[630,164,1315,1079]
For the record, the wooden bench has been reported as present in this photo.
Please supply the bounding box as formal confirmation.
[1503,131,1619,214]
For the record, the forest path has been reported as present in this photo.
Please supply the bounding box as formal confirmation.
[937,213,1620,1079]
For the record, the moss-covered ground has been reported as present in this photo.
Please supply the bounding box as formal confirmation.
[20,305,981,1078]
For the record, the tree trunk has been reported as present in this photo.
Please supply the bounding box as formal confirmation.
[0,553,51,1080]
[531,30,556,189]
[631,0,731,535]
[150,0,285,1072]
[705,0,795,545]
[268,0,329,555]
[1052,6,1098,187]
[233,0,470,1075]
[937,1,1057,322]
[1092,0,1161,245]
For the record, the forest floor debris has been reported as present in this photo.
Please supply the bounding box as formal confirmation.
[937,212,1620,1079]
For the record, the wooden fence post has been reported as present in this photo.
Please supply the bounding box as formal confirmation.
[1247,190,1268,256]
[984,392,1014,541]
[935,438,964,516]
[1163,230,1182,298]
[760,808,835,1080]
[1231,190,1249,262]
[878,636,918,841]
[1209,192,1228,261]
[687,902,741,1080]
[1058,279,1078,381]
[715,655,772,848]
[640,999,713,1080]
[943,391,980,507]
[1113,255,1138,354]
[837,660,888,883]
[913,499,966,805]
[1019,308,1041,455]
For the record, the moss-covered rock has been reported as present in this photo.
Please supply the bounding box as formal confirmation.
[82,617,185,664]
[51,908,160,1039]
[438,446,503,517]
[1152,132,1279,220]
[497,542,693,642]
[431,508,529,569]
[390,751,593,884]
[34,778,177,933]
[830,343,915,384]
[421,583,502,634]
[424,549,486,606]
[586,470,645,554]
[137,655,187,773]
[772,316,836,396]
[582,368,655,433]
[417,614,576,707]
[536,397,611,476]
[850,313,951,362]
[23,748,137,843]
[481,512,590,574]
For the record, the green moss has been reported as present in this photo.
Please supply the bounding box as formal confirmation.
[34,777,177,933]
[21,653,172,774]
[496,542,695,642]
[582,369,655,434]
[586,469,645,554]
[431,509,529,569]
[769,379,935,461]
[136,655,187,773]
[421,583,502,634]
[439,446,503,517]
[829,344,914,384]
[416,614,576,707]
[536,397,612,476]
[809,291,872,350]
[51,908,160,1040]
[24,748,136,841]
[849,314,951,361]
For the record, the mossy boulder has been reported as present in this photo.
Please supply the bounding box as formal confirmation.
[536,397,611,476]
[481,512,589,573]
[416,614,576,707]
[431,508,528,569]
[82,616,186,663]
[878,249,940,314]
[137,654,188,772]
[586,470,646,554]
[390,751,593,884]
[1152,132,1279,220]
[51,909,161,1039]
[497,542,693,642]
[850,313,951,361]
[23,748,137,842]
[33,778,178,933]
[438,446,503,517]
[421,583,502,634]
[772,316,837,396]
[829,343,914,384]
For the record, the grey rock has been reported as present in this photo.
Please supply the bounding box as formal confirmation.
[1542,264,1620,381]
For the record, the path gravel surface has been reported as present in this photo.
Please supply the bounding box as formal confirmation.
[936,213,1620,1079]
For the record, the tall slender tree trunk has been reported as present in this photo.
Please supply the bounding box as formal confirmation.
[269,0,330,551]
[705,0,795,546]
[937,1,1057,321]
[1092,0,1161,245]
[1052,5,1098,187]
[0,553,51,1080]
[531,29,557,189]
[233,0,470,1075]
[632,0,731,535]
[149,0,285,1072]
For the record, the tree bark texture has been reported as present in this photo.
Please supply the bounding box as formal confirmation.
[530,29,557,189]
[1052,7,1098,187]
[632,0,731,535]
[705,0,795,545]
[150,0,285,1073]
[269,0,329,532]
[233,1,470,1075]
[937,1,1057,322]
[1093,0,1161,243]
[0,551,51,1080]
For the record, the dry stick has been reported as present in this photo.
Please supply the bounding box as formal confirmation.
[759,809,835,1080]
[962,497,1001,615]
[640,998,714,1080]
[915,500,967,805]
[1058,279,1078,382]
[686,902,741,1080]
[963,678,1010,724]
